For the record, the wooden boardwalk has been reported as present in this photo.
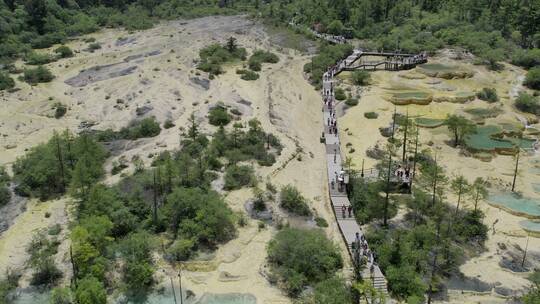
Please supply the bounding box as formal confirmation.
[322,71,388,296]
[304,26,428,300]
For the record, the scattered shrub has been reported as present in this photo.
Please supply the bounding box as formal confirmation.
[87,43,101,52]
[279,185,311,216]
[163,119,175,129]
[476,87,499,103]
[345,97,359,106]
[364,112,379,119]
[54,45,74,58]
[53,102,67,119]
[197,37,247,76]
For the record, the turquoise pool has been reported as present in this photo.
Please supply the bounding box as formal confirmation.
[520,220,540,233]
[488,192,540,218]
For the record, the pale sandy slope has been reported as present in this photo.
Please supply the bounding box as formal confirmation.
[0,16,350,302]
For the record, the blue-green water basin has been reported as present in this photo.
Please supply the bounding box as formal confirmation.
[488,192,540,219]
[520,220,540,235]
[465,125,535,152]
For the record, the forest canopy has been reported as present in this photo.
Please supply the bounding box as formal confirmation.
[1,0,539,73]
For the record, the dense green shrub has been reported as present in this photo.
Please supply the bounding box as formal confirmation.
[511,48,540,69]
[0,72,15,91]
[476,88,499,103]
[267,228,342,296]
[248,50,279,72]
[302,276,352,304]
[224,165,257,190]
[75,276,107,304]
[345,97,359,106]
[279,185,311,216]
[50,287,73,304]
[240,70,260,80]
[87,43,101,51]
[121,117,161,139]
[515,93,540,115]
[119,232,155,290]
[25,52,56,65]
[23,66,54,84]
[208,104,232,126]
[334,87,346,100]
[165,187,237,247]
[54,46,74,58]
[92,117,161,141]
[524,67,540,90]
[452,209,488,242]
[352,70,370,86]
